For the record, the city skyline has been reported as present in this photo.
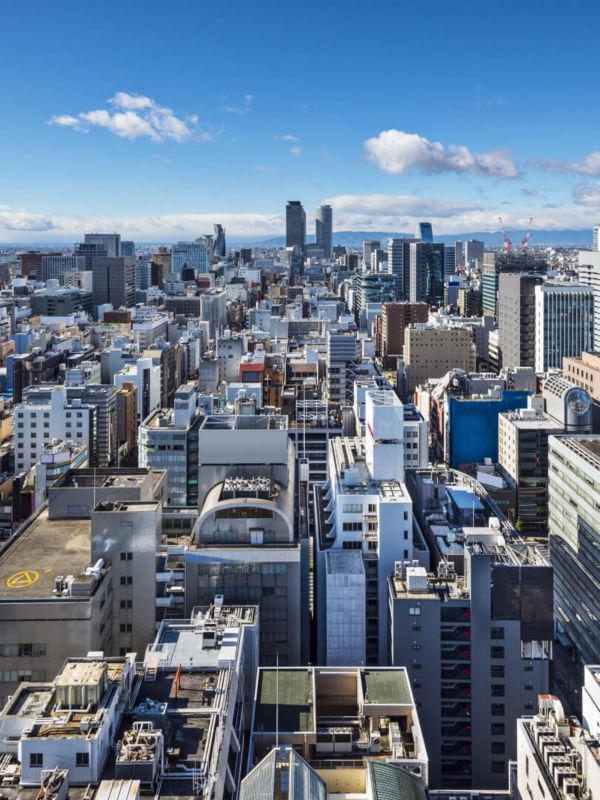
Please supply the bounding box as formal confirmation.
[3,0,600,241]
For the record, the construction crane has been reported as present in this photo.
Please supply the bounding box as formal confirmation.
[498,216,513,252]
[521,217,534,251]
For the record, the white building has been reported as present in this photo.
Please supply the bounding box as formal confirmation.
[317,388,414,665]
[14,387,93,472]
[535,282,594,372]
[132,311,169,348]
[516,669,600,800]
[578,249,600,346]
[114,357,161,421]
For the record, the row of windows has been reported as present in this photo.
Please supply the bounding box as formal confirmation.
[0,643,46,658]
[30,752,88,767]
[0,669,46,683]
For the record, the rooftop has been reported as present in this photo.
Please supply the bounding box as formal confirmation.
[0,508,95,601]
[362,669,412,706]
[254,669,314,733]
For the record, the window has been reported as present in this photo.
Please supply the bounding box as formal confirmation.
[491,627,504,640]
[492,742,505,755]
[76,753,89,767]
[491,646,504,659]
[119,623,132,633]
[491,704,505,716]
[492,723,505,736]
[412,643,422,651]
[492,761,505,774]
[409,607,421,616]
[119,600,132,609]
[120,552,133,561]
[491,665,504,678]
[30,754,43,767]
[120,576,132,586]
[412,625,421,632]
[491,684,505,697]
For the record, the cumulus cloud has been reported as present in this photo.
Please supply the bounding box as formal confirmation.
[532,152,600,176]
[48,92,209,143]
[274,133,300,142]
[364,130,519,178]
[219,94,254,115]
[573,183,600,206]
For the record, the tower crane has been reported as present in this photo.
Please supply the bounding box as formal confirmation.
[498,216,513,252]
[521,217,534,250]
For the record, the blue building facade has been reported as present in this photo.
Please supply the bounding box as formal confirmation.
[447,390,530,468]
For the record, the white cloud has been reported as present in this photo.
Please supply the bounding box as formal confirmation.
[533,152,600,176]
[219,94,254,115]
[364,130,519,178]
[275,133,300,142]
[573,183,600,206]
[48,92,209,143]
[289,145,302,157]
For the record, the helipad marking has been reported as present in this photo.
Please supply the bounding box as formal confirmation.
[6,570,40,589]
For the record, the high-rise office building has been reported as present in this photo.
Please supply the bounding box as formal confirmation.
[464,239,484,268]
[41,255,85,286]
[92,256,136,312]
[593,224,600,251]
[362,239,381,268]
[498,273,544,369]
[534,282,594,372]
[84,232,121,258]
[213,223,226,258]
[286,200,306,250]
[482,251,547,318]
[409,242,445,306]
[74,242,108,270]
[577,249,600,346]
[376,301,429,363]
[387,237,418,300]
[315,204,332,258]
[416,221,434,242]
[172,240,209,274]
[548,435,600,664]
[444,245,456,277]
[120,240,135,257]
[325,328,360,405]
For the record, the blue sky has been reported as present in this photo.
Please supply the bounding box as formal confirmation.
[2,0,600,241]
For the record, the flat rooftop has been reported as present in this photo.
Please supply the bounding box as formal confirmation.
[362,669,412,706]
[255,669,313,733]
[55,468,164,490]
[0,508,92,600]
[200,414,288,431]
[326,549,364,575]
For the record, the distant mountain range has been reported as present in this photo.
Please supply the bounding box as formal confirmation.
[239,229,593,248]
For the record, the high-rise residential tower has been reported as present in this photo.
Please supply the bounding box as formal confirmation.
[286,200,306,250]
[315,204,333,258]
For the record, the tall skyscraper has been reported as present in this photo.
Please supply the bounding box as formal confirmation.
[172,241,208,274]
[213,224,226,258]
[464,239,484,268]
[120,240,135,257]
[84,232,121,258]
[387,237,418,299]
[534,282,594,372]
[362,239,380,268]
[409,242,445,305]
[92,256,136,312]
[593,224,600,251]
[549,435,600,664]
[286,201,306,250]
[498,273,543,369]
[416,221,433,242]
[315,204,332,258]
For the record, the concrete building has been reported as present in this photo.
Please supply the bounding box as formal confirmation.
[578,249,600,346]
[24,384,118,468]
[498,273,543,369]
[247,666,429,794]
[116,382,137,462]
[516,672,600,800]
[464,239,484,269]
[563,350,600,431]
[200,288,227,340]
[41,255,85,286]
[390,526,552,789]
[31,288,94,317]
[404,324,476,393]
[315,389,415,666]
[482,251,547,319]
[315,204,332,258]
[548,436,600,665]
[114,357,161,422]
[362,239,381,268]
[139,383,203,506]
[535,283,594,373]
[92,257,136,312]
[286,201,306,251]
[325,328,360,405]
[171,241,208,275]
[14,387,94,473]
[376,301,428,364]
[84,232,121,258]
[183,414,303,666]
